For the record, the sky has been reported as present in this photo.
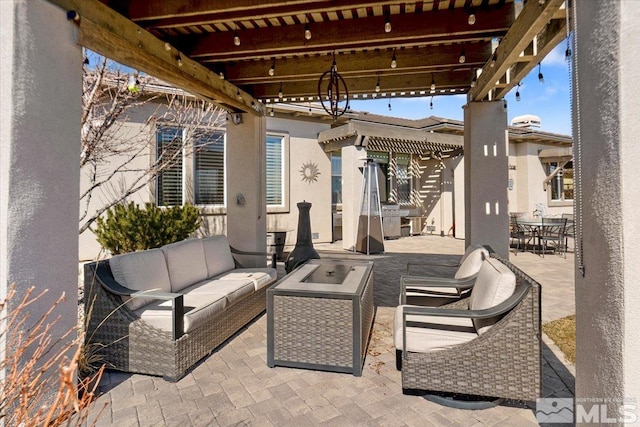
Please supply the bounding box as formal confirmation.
[349,42,573,136]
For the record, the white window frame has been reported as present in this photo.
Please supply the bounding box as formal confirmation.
[192,130,226,211]
[544,159,574,207]
[266,131,290,213]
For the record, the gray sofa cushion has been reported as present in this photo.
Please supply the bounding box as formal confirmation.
[109,248,172,310]
[216,268,278,290]
[186,278,256,306]
[134,292,227,334]
[393,306,477,353]
[162,238,208,292]
[469,258,516,334]
[202,236,236,278]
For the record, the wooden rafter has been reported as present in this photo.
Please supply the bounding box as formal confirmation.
[48,0,259,114]
[468,0,566,102]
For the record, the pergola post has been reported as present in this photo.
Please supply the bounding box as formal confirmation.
[463,101,509,256]
[225,113,267,266]
[0,0,81,384]
[574,0,640,417]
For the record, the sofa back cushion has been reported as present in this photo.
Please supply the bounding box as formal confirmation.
[454,245,489,280]
[162,238,208,292]
[468,258,516,334]
[202,236,236,278]
[109,248,172,310]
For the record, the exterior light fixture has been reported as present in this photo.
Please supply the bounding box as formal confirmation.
[304,23,312,40]
[278,82,283,99]
[384,12,392,33]
[538,63,545,84]
[430,74,436,92]
[459,47,466,64]
[375,77,381,93]
[270,107,275,117]
[468,12,476,25]
[269,59,275,76]
[391,49,397,69]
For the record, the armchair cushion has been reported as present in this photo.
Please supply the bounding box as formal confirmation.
[469,258,516,334]
[202,236,236,278]
[162,238,208,292]
[453,245,489,279]
[393,306,477,352]
[109,248,172,310]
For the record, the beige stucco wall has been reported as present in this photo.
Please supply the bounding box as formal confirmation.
[509,140,572,218]
[1,0,81,399]
[575,0,640,418]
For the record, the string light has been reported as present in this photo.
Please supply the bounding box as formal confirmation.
[375,77,381,93]
[538,63,545,84]
[515,82,521,102]
[430,96,434,110]
[269,59,275,76]
[164,42,171,51]
[391,49,397,69]
[237,88,242,100]
[459,47,466,64]
[471,70,477,88]
[233,23,240,46]
[384,11,392,33]
[490,53,497,67]
[270,107,275,117]
[468,13,476,25]
[388,95,392,111]
[430,74,436,92]
[278,82,283,99]
[219,71,225,79]
[176,54,183,67]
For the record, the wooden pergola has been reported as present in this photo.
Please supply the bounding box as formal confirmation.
[51,0,567,114]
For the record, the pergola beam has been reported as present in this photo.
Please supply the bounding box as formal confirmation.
[185,6,514,60]
[48,0,259,114]
[468,0,565,102]
[223,44,492,85]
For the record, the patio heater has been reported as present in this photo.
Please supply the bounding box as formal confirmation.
[355,160,384,254]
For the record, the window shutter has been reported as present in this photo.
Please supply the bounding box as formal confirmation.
[266,135,283,206]
[195,131,225,205]
[156,126,183,206]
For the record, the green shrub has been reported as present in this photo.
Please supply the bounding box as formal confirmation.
[94,202,202,254]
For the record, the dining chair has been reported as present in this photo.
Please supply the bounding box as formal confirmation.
[562,213,574,253]
[540,217,568,258]
[509,213,530,254]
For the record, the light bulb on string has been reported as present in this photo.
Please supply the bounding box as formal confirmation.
[391,49,397,69]
[459,47,466,64]
[468,13,476,25]
[388,96,392,111]
[490,53,497,68]
[375,77,381,93]
[384,12,392,33]
[430,74,436,92]
[471,69,477,88]
[515,83,521,102]
[233,23,241,46]
[304,24,311,40]
[278,82,283,99]
[430,96,434,110]
[538,63,544,84]
[270,107,275,117]
[268,59,275,76]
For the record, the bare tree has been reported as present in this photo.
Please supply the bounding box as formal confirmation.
[79,52,226,234]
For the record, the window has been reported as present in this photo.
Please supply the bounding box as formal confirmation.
[546,160,574,204]
[331,153,342,205]
[395,154,411,204]
[194,131,225,205]
[266,135,284,206]
[368,151,390,202]
[156,126,183,206]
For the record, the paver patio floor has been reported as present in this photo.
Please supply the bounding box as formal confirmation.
[85,235,575,426]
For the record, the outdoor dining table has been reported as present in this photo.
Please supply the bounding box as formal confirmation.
[516,217,573,254]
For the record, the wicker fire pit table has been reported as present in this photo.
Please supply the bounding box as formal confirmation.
[267,259,374,376]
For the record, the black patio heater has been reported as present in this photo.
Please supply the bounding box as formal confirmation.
[285,201,320,273]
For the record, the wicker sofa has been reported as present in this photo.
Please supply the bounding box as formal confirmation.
[394,251,541,402]
[83,236,277,381]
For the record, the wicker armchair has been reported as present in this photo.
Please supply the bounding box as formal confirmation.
[394,253,541,402]
[400,244,489,306]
